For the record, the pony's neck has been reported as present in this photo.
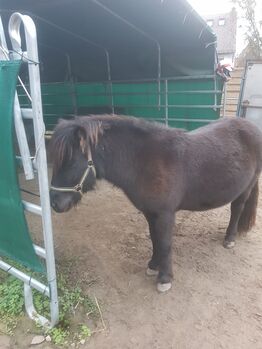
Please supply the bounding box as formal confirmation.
[93,122,145,191]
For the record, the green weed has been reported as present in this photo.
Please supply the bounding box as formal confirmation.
[0,267,99,346]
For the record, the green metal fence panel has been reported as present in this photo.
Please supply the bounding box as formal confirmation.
[166,79,223,130]
[18,82,75,131]
[18,77,223,131]
[0,60,43,272]
[76,83,109,107]
[76,78,223,129]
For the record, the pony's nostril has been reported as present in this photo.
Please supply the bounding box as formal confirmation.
[50,191,58,209]
[51,200,57,210]
[50,195,58,211]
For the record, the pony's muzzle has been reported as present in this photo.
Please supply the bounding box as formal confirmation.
[50,190,76,213]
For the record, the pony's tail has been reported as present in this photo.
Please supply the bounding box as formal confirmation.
[238,180,259,234]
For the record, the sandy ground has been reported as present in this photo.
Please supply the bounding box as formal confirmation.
[1,176,262,349]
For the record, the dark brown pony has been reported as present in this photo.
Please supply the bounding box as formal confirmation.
[50,115,262,292]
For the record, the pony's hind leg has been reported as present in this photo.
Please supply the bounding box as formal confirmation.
[224,182,257,248]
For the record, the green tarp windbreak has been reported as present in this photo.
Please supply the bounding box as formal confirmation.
[0,60,43,272]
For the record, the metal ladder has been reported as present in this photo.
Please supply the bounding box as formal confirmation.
[0,13,59,328]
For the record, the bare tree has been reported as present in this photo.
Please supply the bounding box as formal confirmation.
[233,0,262,59]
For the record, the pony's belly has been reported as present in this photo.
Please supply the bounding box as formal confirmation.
[180,177,252,211]
[182,199,231,212]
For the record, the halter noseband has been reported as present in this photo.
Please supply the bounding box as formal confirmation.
[50,149,96,196]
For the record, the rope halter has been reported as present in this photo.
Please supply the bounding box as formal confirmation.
[50,149,96,196]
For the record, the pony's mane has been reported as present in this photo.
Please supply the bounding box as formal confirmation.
[50,120,76,175]
[79,114,171,135]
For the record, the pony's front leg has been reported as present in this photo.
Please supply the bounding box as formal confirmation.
[144,212,160,275]
[148,211,174,292]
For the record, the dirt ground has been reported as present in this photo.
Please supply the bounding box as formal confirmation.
[2,176,262,349]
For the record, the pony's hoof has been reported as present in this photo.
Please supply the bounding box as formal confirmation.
[157,282,172,293]
[223,240,235,249]
[146,267,158,276]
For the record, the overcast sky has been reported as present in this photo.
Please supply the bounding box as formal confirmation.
[187,0,234,15]
[187,0,262,54]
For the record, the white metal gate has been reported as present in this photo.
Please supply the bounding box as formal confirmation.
[0,13,59,328]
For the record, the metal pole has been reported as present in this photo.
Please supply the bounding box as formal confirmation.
[105,50,114,114]
[214,75,217,112]
[0,259,49,296]
[213,46,218,113]
[38,42,78,116]
[165,79,168,125]
[66,53,78,115]
[89,0,161,109]
[223,83,227,118]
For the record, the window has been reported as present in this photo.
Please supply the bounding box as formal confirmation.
[207,20,213,27]
[218,18,225,26]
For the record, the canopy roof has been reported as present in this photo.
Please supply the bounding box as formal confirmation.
[1,0,217,82]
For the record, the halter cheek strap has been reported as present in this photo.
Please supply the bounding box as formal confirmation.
[50,149,96,196]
